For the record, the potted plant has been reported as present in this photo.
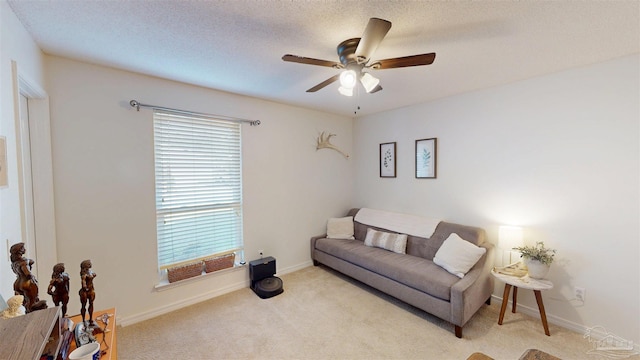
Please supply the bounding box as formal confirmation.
[513,241,557,279]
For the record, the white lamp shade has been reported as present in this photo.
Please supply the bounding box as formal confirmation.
[339,70,357,89]
[498,226,523,250]
[360,72,380,93]
[338,86,353,96]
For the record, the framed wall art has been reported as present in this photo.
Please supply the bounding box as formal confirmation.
[380,142,396,178]
[415,138,437,179]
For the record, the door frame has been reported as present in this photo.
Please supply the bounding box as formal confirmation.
[11,60,57,285]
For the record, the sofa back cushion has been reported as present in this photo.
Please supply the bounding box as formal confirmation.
[347,208,486,261]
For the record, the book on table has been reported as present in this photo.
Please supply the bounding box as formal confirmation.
[493,262,527,277]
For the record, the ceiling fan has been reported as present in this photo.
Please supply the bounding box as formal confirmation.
[282,17,436,96]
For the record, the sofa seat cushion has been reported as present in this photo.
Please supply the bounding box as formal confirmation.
[315,238,460,301]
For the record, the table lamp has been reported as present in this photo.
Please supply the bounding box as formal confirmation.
[498,225,523,265]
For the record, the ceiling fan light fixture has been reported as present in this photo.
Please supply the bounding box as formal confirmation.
[338,86,353,96]
[282,18,436,96]
[360,72,380,93]
[339,70,357,89]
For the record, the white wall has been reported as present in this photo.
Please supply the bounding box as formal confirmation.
[45,56,353,324]
[5,1,638,343]
[353,55,639,343]
[0,1,49,302]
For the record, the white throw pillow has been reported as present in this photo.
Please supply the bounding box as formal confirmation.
[364,228,408,254]
[326,216,355,239]
[433,233,486,278]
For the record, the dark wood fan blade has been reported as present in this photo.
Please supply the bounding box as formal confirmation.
[355,18,392,63]
[282,54,341,68]
[370,84,383,93]
[373,53,436,69]
[306,74,340,92]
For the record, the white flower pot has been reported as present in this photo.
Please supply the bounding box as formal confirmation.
[525,259,550,279]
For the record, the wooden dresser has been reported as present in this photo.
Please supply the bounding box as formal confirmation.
[0,306,62,360]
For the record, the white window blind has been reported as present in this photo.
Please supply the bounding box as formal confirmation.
[153,110,243,270]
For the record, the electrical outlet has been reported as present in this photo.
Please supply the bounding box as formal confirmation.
[575,287,586,302]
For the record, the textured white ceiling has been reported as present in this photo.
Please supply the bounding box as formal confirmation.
[7,0,640,117]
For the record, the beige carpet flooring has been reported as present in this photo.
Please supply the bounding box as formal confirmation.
[118,266,636,359]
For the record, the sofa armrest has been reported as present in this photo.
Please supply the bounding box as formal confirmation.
[450,243,495,327]
[310,234,327,261]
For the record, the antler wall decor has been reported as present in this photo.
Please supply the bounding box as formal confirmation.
[316,132,349,159]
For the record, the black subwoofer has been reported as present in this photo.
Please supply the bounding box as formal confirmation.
[249,256,283,299]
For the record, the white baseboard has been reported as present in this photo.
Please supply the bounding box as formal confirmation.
[491,295,640,353]
[491,294,584,332]
[119,279,248,327]
[277,260,313,276]
[119,261,313,327]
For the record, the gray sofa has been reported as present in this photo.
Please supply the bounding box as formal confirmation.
[310,208,494,338]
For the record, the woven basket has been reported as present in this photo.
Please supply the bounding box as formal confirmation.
[204,253,235,273]
[167,261,203,283]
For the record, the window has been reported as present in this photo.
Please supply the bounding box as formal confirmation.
[153,110,243,271]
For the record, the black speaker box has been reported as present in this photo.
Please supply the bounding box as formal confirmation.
[250,256,276,282]
[249,256,283,299]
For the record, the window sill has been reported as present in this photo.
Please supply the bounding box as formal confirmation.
[154,263,246,292]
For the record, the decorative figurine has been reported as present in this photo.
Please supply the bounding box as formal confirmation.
[10,242,47,312]
[48,262,70,316]
[74,260,100,348]
[0,295,26,319]
[79,259,96,325]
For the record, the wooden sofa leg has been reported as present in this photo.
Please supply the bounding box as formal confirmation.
[313,260,320,266]
[455,325,463,338]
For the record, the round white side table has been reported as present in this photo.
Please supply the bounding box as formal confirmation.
[491,269,554,336]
